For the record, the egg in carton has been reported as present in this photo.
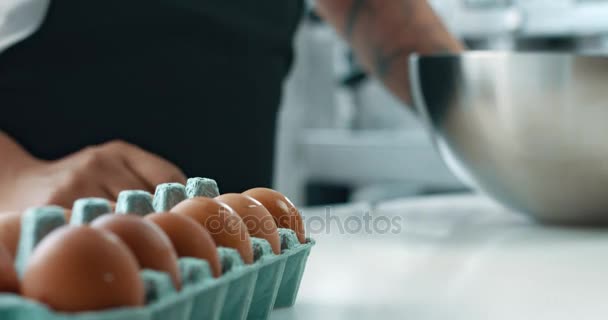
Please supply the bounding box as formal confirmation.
[0,177,314,320]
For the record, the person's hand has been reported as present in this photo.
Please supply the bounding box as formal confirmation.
[1,140,186,211]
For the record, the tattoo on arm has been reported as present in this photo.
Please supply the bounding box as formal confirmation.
[373,46,408,79]
[433,46,455,54]
[345,0,369,40]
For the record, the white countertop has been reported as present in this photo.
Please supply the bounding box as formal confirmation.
[271,193,608,320]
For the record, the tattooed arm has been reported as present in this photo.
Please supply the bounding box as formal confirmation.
[316,0,464,104]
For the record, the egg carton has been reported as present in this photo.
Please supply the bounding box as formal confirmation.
[0,179,314,320]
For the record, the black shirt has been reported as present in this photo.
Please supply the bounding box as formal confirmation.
[0,0,303,192]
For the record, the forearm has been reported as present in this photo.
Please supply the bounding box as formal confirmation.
[316,0,464,104]
[0,132,38,181]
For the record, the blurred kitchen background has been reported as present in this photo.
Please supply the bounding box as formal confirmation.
[275,0,608,207]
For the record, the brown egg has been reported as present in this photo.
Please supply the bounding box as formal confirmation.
[243,188,306,243]
[0,211,21,259]
[22,226,144,312]
[91,214,181,290]
[215,194,280,254]
[145,213,221,277]
[0,243,19,293]
[171,198,253,264]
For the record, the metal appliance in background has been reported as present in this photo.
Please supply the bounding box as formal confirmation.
[438,0,608,51]
[274,6,465,206]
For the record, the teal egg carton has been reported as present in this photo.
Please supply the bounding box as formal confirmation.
[0,180,314,320]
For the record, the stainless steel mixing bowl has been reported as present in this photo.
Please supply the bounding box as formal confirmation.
[409,52,608,224]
